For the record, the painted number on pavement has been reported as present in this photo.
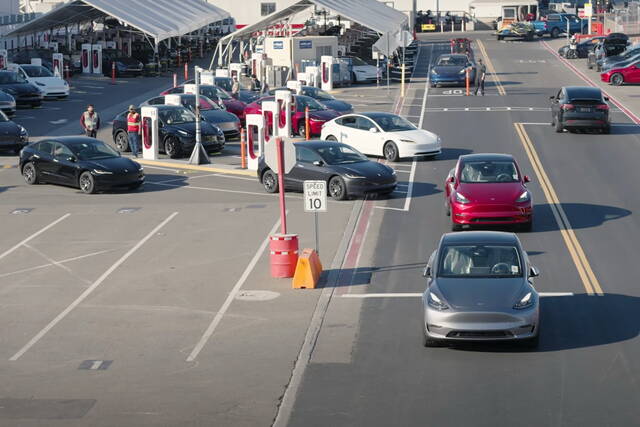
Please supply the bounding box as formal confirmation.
[304,180,327,212]
[442,89,465,95]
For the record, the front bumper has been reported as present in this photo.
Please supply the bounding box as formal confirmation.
[94,171,145,190]
[424,304,539,341]
[42,87,70,97]
[431,75,467,85]
[344,177,397,196]
[14,94,44,105]
[451,202,532,225]
[0,101,16,116]
[401,142,441,158]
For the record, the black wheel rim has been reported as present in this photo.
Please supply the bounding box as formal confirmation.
[80,174,92,192]
[330,179,343,198]
[166,139,176,156]
[384,145,396,160]
[264,173,276,191]
[23,165,34,183]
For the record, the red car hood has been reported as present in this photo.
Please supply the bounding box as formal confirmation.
[457,182,526,204]
[224,99,246,113]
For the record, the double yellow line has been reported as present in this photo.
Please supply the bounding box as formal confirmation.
[476,40,506,96]
[514,123,603,296]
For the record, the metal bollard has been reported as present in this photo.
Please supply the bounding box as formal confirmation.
[173,73,177,88]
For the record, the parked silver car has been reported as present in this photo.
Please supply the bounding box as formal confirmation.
[421,231,540,348]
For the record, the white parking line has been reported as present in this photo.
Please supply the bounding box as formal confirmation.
[9,212,178,361]
[186,216,282,362]
[0,249,114,279]
[0,214,70,262]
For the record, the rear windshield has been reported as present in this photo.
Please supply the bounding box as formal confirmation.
[567,98,603,105]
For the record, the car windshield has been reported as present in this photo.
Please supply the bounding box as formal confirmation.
[296,96,326,112]
[22,65,53,77]
[438,245,522,278]
[436,55,467,66]
[70,141,120,161]
[460,161,519,183]
[181,96,220,111]
[305,88,335,100]
[0,72,26,84]
[159,108,196,124]
[215,78,233,91]
[371,114,416,132]
[316,144,368,165]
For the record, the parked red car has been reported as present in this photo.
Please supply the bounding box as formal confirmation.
[161,84,247,122]
[601,61,640,86]
[445,153,533,231]
[244,95,341,136]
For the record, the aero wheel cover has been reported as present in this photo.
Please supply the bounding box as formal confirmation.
[385,144,396,159]
[80,174,92,192]
[23,165,34,183]
[330,179,343,198]
[264,173,275,191]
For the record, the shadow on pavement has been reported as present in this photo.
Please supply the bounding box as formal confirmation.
[139,174,189,193]
[532,202,631,232]
[435,147,473,161]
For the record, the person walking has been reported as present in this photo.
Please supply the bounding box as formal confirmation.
[249,74,261,92]
[126,105,142,158]
[80,104,100,137]
[474,59,487,96]
[231,76,240,99]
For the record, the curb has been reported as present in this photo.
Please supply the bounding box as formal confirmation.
[136,159,255,176]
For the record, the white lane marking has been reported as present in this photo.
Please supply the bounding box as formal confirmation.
[0,214,70,262]
[49,119,68,125]
[137,165,189,173]
[341,292,574,298]
[519,122,551,125]
[417,42,434,130]
[9,212,178,361]
[186,216,282,362]
[403,158,417,212]
[24,243,74,274]
[90,360,102,370]
[375,206,407,211]
[0,249,114,279]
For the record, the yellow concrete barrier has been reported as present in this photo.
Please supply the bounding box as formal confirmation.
[292,248,323,289]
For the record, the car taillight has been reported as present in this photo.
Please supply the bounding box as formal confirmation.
[596,104,609,110]
[561,104,575,110]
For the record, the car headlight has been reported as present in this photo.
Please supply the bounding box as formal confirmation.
[516,191,530,202]
[344,173,365,179]
[459,69,466,74]
[428,292,449,311]
[138,165,144,171]
[430,69,437,74]
[177,129,192,136]
[35,81,46,86]
[455,191,470,204]
[513,291,534,310]
[399,139,415,143]
[63,81,69,86]
[18,125,28,136]
[92,169,113,175]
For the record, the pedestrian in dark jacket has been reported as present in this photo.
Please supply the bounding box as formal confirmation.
[474,59,487,96]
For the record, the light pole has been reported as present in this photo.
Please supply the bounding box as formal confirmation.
[189,66,211,165]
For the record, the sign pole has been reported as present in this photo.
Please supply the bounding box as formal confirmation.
[189,66,210,165]
[314,211,319,254]
[276,137,287,234]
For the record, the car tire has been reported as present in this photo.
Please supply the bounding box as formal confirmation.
[262,170,278,193]
[114,130,130,152]
[325,135,337,141]
[611,73,624,86]
[497,35,503,41]
[551,28,560,38]
[554,116,563,133]
[429,81,436,88]
[79,171,96,194]
[383,141,399,162]
[445,203,451,217]
[519,220,533,232]
[22,162,38,185]
[164,136,182,158]
[328,175,347,200]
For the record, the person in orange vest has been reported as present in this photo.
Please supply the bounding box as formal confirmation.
[127,105,142,158]
[80,104,100,137]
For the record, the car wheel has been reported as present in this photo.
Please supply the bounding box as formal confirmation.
[262,170,278,193]
[555,116,563,133]
[114,130,130,152]
[497,35,503,41]
[164,136,182,158]
[383,141,399,162]
[611,73,624,86]
[79,171,96,194]
[445,202,451,217]
[328,175,347,200]
[22,162,38,185]
[325,135,337,141]
[298,122,307,137]
[551,28,560,38]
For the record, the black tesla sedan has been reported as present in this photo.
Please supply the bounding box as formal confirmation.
[112,105,225,158]
[19,137,144,193]
[0,111,28,154]
[550,86,610,133]
[0,90,16,116]
[258,141,397,200]
[0,70,43,108]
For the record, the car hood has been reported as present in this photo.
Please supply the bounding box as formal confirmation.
[333,161,394,180]
[0,82,40,94]
[83,156,140,172]
[434,277,526,310]
[167,121,219,135]
[432,65,465,75]
[457,182,525,203]
[0,121,20,135]
[352,65,377,74]
[223,99,246,112]
[308,109,340,120]
[386,128,438,143]
[0,91,15,102]
[28,76,66,86]
[201,110,239,124]
[320,99,353,112]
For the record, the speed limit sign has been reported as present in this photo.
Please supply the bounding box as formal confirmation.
[304,180,327,212]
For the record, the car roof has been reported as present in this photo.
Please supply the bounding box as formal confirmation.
[359,112,399,119]
[436,53,468,59]
[293,140,345,149]
[564,86,602,99]
[459,153,514,162]
[40,136,104,145]
[441,231,519,246]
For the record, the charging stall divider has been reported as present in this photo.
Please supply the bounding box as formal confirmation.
[91,44,102,75]
[200,71,215,85]
[286,80,303,94]
[245,113,265,171]
[81,43,91,73]
[0,49,6,70]
[141,106,159,160]
[320,56,334,91]
[262,100,279,143]
[274,90,293,138]
[305,66,319,88]
[52,53,63,77]
[229,63,243,79]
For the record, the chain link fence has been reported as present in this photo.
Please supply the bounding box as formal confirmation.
[604,1,640,36]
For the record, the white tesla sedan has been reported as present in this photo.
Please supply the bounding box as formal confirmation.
[320,112,441,162]
[9,64,69,99]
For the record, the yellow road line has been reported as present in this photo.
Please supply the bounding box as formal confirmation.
[514,123,603,296]
[136,159,254,176]
[1,164,16,169]
[476,39,506,96]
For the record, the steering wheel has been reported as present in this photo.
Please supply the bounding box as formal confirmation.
[496,173,511,182]
[491,263,511,275]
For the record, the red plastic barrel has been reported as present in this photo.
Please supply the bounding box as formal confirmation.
[269,234,299,278]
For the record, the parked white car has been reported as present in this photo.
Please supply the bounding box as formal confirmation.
[347,56,379,83]
[320,112,441,162]
[8,64,69,99]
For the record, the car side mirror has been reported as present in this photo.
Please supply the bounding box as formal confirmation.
[422,265,432,278]
[369,127,378,133]
[604,96,610,101]
[529,266,540,278]
[523,175,531,183]
[66,155,76,162]
[313,160,324,167]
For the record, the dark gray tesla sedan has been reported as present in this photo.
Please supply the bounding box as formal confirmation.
[421,231,540,347]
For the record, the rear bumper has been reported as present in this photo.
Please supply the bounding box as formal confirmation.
[563,119,609,128]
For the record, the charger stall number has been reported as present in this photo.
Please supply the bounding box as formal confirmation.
[303,180,327,212]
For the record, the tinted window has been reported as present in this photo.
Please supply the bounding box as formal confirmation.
[22,65,53,77]
[316,144,368,165]
[36,141,54,155]
[460,161,519,183]
[438,245,522,278]
[70,141,120,160]
[436,55,467,66]
[356,117,375,130]
[147,97,164,105]
[340,116,358,129]
[296,146,321,163]
[53,142,74,159]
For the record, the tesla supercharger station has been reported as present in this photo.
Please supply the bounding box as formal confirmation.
[245,113,266,171]
[251,53,263,79]
[30,58,42,66]
[274,90,293,138]
[262,100,278,143]
[91,44,102,75]
[215,68,229,78]
[320,55,334,91]
[296,73,308,87]
[305,66,319,87]
[49,42,59,52]
[0,49,6,70]
[200,71,215,85]
[52,53,63,77]
[164,94,182,106]
[286,80,303,94]
[81,43,91,73]
[229,63,243,79]
[141,106,159,160]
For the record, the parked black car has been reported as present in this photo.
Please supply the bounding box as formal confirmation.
[112,105,225,158]
[587,33,630,69]
[559,36,605,58]
[258,141,397,200]
[0,90,16,116]
[550,86,610,133]
[102,50,144,77]
[0,71,43,108]
[0,111,28,154]
[19,136,144,193]
[268,86,353,113]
